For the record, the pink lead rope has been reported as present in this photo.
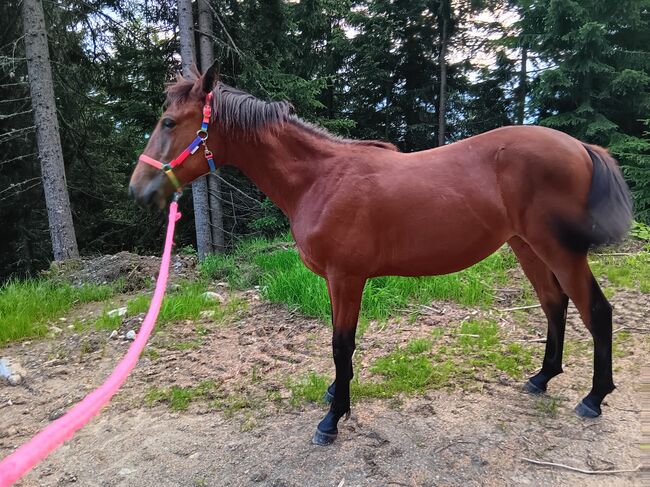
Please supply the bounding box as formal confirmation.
[0,201,181,487]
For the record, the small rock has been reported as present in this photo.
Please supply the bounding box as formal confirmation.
[125,330,136,341]
[108,307,127,318]
[0,358,26,385]
[67,325,75,330]
[63,473,77,483]
[49,408,66,420]
[50,326,63,335]
[250,472,267,482]
[202,291,225,303]
[109,330,118,339]
[215,282,229,288]
[58,317,67,322]
[118,468,133,476]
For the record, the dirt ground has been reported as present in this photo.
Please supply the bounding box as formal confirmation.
[0,278,647,486]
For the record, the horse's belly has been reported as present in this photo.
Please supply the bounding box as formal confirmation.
[370,206,511,277]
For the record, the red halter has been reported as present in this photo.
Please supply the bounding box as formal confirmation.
[138,92,216,192]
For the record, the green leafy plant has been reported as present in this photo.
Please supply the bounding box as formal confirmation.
[630,221,650,242]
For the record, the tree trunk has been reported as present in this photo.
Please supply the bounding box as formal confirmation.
[437,10,448,147]
[517,44,527,125]
[325,19,335,119]
[22,0,79,261]
[178,0,212,260]
[198,0,225,253]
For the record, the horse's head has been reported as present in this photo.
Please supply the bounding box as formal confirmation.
[129,64,220,209]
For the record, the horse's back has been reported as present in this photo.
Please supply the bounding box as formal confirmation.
[293,124,595,278]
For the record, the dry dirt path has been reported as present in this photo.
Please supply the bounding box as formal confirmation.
[1,287,646,486]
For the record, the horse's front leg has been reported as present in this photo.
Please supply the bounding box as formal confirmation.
[312,275,365,446]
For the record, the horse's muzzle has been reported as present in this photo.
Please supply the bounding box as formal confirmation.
[129,173,169,210]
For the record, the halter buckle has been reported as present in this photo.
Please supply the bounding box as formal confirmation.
[197,129,209,141]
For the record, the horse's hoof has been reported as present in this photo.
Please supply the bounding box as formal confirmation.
[322,390,334,404]
[523,379,545,395]
[574,400,601,418]
[311,429,337,446]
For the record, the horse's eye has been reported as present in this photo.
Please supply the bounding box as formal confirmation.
[162,118,176,129]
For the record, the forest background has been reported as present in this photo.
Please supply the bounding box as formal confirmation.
[1,0,648,280]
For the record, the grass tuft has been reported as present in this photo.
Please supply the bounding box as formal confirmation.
[287,372,329,406]
[0,279,116,345]
[258,249,516,321]
[145,379,218,411]
[591,252,650,293]
[289,320,537,405]
[203,235,518,322]
[92,282,246,330]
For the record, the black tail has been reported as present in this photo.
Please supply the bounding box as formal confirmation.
[556,144,633,253]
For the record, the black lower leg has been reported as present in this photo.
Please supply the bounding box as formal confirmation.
[576,278,615,417]
[324,381,336,403]
[527,293,569,393]
[313,329,355,444]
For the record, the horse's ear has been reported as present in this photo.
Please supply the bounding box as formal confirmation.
[201,61,220,94]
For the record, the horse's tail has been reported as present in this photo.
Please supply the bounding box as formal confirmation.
[555,143,633,253]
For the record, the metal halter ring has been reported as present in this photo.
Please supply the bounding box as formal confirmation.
[197,129,209,141]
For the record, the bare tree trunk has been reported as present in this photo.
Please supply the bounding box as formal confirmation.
[198,0,225,253]
[178,0,212,260]
[437,10,448,147]
[517,44,528,125]
[22,0,79,261]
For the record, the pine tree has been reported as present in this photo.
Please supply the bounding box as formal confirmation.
[524,0,650,221]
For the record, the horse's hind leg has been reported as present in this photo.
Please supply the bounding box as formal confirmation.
[509,237,568,393]
[525,238,615,417]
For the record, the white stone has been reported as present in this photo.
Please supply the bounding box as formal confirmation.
[125,330,136,341]
[0,358,26,385]
[107,307,127,318]
[202,291,225,303]
[109,330,118,339]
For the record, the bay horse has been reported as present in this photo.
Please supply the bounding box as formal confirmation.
[129,65,632,445]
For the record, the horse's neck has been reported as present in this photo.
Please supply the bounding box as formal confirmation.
[224,123,334,219]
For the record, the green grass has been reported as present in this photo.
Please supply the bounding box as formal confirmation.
[534,395,560,417]
[289,319,536,404]
[288,372,329,405]
[201,234,294,288]
[455,320,534,378]
[94,311,123,331]
[258,250,516,321]
[145,379,219,411]
[164,340,202,351]
[591,252,650,293]
[92,282,246,330]
[0,279,116,344]
[203,235,518,322]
